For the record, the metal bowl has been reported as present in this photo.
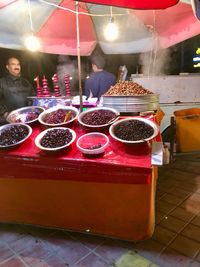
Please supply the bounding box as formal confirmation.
[109,117,159,144]
[76,132,109,155]
[0,123,32,149]
[35,127,76,152]
[6,106,45,124]
[38,106,79,128]
[78,107,120,130]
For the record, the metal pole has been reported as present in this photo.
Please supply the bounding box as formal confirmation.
[76,1,83,112]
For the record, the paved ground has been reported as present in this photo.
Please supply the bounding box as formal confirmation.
[0,152,200,267]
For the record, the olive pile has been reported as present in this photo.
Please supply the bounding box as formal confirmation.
[40,129,72,148]
[86,143,102,150]
[82,110,116,126]
[0,125,29,146]
[15,111,39,123]
[104,81,153,96]
[44,109,73,124]
[114,120,154,141]
[25,111,39,122]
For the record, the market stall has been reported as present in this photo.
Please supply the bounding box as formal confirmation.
[0,113,161,241]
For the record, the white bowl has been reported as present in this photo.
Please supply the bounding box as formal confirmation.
[38,106,79,128]
[78,107,119,130]
[6,106,45,124]
[76,132,109,155]
[109,117,159,144]
[35,127,76,152]
[0,123,32,149]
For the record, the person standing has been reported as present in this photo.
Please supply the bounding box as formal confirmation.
[0,57,34,120]
[84,55,116,100]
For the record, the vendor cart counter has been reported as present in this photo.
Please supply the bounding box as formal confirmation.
[0,117,159,241]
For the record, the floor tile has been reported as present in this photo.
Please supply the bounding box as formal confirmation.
[156,200,175,214]
[155,189,167,200]
[189,261,200,267]
[152,225,176,245]
[159,215,187,233]
[194,251,200,263]
[73,252,109,267]
[41,231,90,264]
[191,214,200,227]
[0,257,27,267]
[177,182,200,194]
[158,247,192,267]
[45,255,69,267]
[157,181,175,193]
[0,243,14,263]
[155,211,166,224]
[94,239,128,265]
[169,207,196,222]
[8,235,40,254]
[68,232,105,250]
[169,235,200,258]
[180,193,200,213]
[169,187,192,199]
[48,237,91,266]
[134,239,164,264]
[0,224,26,244]
[160,193,185,205]
[181,224,200,243]
[115,250,158,267]
[18,242,53,266]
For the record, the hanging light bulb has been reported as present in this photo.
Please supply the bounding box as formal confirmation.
[104,17,118,41]
[24,34,41,52]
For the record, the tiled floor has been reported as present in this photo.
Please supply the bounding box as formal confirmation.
[0,153,200,267]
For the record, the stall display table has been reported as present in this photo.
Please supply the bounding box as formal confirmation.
[0,116,159,241]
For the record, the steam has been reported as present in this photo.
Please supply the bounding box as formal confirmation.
[56,55,78,96]
[139,48,171,76]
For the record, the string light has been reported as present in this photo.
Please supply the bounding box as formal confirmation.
[104,6,118,41]
[104,17,118,41]
[25,0,41,52]
[24,34,41,52]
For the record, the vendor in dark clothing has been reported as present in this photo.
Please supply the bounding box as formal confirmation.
[84,55,116,100]
[0,57,34,121]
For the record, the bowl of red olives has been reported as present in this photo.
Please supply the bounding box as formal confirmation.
[78,107,119,130]
[76,132,109,155]
[6,106,45,124]
[35,127,76,152]
[109,117,159,144]
[0,123,32,149]
[38,106,79,128]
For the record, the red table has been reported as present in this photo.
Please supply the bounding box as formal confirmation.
[0,116,159,241]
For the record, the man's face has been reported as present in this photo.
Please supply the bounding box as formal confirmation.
[6,58,21,76]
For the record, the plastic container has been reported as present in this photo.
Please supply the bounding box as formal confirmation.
[76,132,109,155]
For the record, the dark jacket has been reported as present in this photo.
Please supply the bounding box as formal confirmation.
[0,74,34,115]
[84,70,116,99]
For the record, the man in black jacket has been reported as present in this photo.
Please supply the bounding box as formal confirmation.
[0,57,34,122]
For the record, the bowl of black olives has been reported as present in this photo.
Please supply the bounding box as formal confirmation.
[6,106,45,124]
[38,106,79,128]
[35,127,76,152]
[0,123,32,149]
[109,117,159,144]
[78,107,119,130]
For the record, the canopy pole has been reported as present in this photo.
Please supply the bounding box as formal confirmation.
[76,1,83,112]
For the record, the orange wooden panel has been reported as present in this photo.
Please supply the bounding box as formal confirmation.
[0,168,156,241]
